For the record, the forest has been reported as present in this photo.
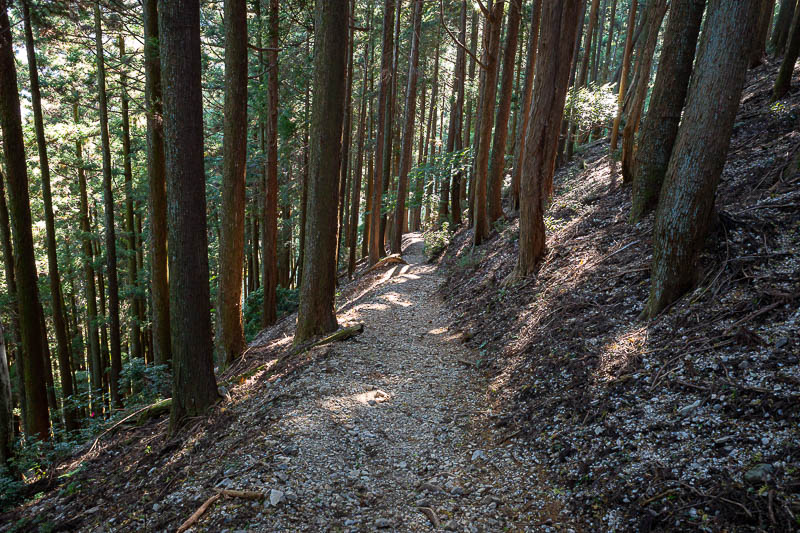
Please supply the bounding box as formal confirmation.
[0,0,798,531]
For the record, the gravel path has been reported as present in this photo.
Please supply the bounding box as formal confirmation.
[192,233,561,532]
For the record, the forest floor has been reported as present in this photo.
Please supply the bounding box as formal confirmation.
[2,235,568,532]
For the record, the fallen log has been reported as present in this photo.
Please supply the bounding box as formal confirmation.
[364,253,407,273]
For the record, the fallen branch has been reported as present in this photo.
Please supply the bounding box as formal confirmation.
[176,493,221,533]
[89,398,172,453]
[365,254,407,273]
[296,324,365,352]
[418,506,441,528]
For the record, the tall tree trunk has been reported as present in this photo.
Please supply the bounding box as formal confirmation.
[143,0,170,368]
[620,0,667,183]
[391,0,423,252]
[601,0,618,82]
[462,9,479,207]
[450,0,468,227]
[473,1,505,245]
[488,0,521,224]
[0,323,12,469]
[0,169,26,434]
[751,0,776,67]
[22,1,76,430]
[369,0,396,264]
[770,0,796,55]
[513,0,582,277]
[159,0,219,433]
[93,212,110,411]
[609,0,637,154]
[295,0,348,343]
[645,0,761,317]
[217,0,248,366]
[425,29,441,227]
[773,3,800,100]
[0,0,50,439]
[117,36,143,372]
[337,0,356,269]
[262,0,279,326]
[93,3,123,408]
[74,105,102,410]
[631,0,705,222]
[511,0,542,212]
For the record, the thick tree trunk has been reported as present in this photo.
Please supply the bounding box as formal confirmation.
[217,0,248,366]
[510,0,542,213]
[487,0,521,224]
[473,1,505,245]
[143,0,170,368]
[159,0,220,432]
[771,0,797,56]
[94,3,123,408]
[117,36,143,372]
[22,1,76,430]
[773,3,800,100]
[262,0,279,326]
[631,0,705,222]
[369,0,396,264]
[610,0,637,154]
[391,0,423,253]
[514,0,582,277]
[0,0,50,439]
[295,0,348,343]
[620,0,667,184]
[645,0,761,317]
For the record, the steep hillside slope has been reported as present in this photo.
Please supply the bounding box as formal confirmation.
[440,60,800,531]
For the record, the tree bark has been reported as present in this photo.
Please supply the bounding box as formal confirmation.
[143,0,170,368]
[391,0,423,253]
[369,0,396,264]
[770,0,797,56]
[487,0,520,224]
[751,0,776,67]
[773,3,800,100]
[601,0,619,82]
[631,0,705,222]
[217,0,248,366]
[473,1,505,245]
[0,0,50,439]
[609,0,637,154]
[620,0,667,184]
[117,36,143,372]
[262,0,279,326]
[645,0,761,317]
[514,0,582,277]
[0,323,12,469]
[295,0,348,343]
[450,0,468,227]
[510,0,542,213]
[94,3,123,408]
[22,1,76,430]
[159,0,219,432]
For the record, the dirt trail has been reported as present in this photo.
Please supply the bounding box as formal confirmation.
[195,233,556,532]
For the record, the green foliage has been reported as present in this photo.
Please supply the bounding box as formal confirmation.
[564,83,617,136]
[119,360,170,405]
[423,222,452,258]
[0,467,23,511]
[243,286,299,342]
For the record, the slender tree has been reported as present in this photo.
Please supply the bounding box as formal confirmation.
[631,0,705,222]
[512,0,582,278]
[450,0,468,226]
[0,0,50,439]
[609,0,637,154]
[391,0,423,252]
[487,0,521,224]
[0,322,11,469]
[473,1,505,245]
[262,0,279,326]
[645,0,761,317]
[773,3,800,100]
[93,3,123,407]
[295,0,348,343]
[216,0,248,365]
[750,0,776,67]
[22,1,77,430]
[510,0,542,212]
[158,0,220,431]
[770,0,797,55]
[143,0,170,366]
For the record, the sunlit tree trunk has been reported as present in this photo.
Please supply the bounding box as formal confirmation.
[610,0,637,154]
[295,0,348,343]
[0,0,50,439]
[645,0,761,317]
[631,0,705,222]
